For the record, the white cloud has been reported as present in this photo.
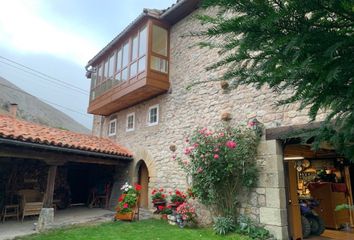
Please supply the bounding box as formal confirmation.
[0,0,100,65]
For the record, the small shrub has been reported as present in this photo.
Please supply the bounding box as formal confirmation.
[213,216,236,235]
[236,215,274,240]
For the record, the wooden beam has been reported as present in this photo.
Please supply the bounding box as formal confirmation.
[43,165,57,208]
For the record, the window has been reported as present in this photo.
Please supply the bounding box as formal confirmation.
[90,72,97,100]
[152,25,168,56]
[151,24,168,73]
[126,113,135,131]
[104,60,109,79]
[108,119,117,136]
[97,64,103,83]
[151,56,168,73]
[132,34,138,60]
[122,42,129,69]
[108,53,115,78]
[148,105,159,126]
[139,26,147,56]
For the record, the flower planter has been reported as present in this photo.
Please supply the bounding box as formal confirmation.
[115,211,134,221]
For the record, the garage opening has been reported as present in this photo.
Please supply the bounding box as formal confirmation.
[284,143,354,239]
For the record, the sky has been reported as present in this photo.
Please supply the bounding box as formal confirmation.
[0,0,176,129]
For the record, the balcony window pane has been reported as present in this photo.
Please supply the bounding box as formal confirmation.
[130,61,137,77]
[114,71,120,82]
[139,26,147,56]
[122,68,128,81]
[91,90,96,100]
[108,54,115,78]
[122,42,129,67]
[152,25,167,56]
[98,65,103,83]
[138,56,146,72]
[151,56,168,73]
[116,49,122,71]
[132,35,138,60]
[91,72,97,89]
[104,60,109,79]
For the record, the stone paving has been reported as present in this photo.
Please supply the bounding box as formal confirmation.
[0,207,153,240]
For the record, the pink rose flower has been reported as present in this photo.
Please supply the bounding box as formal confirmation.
[184,147,194,155]
[213,154,219,159]
[197,167,203,173]
[123,203,129,208]
[226,140,237,149]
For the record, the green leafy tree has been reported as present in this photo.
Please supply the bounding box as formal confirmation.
[196,0,354,160]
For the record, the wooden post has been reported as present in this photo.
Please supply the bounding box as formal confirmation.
[43,165,57,208]
[287,161,303,240]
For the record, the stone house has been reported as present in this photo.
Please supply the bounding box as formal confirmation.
[85,1,354,239]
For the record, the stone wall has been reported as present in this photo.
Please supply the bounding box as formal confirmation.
[91,8,323,239]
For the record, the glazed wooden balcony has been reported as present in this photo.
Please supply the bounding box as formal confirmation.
[87,18,170,116]
[88,70,169,115]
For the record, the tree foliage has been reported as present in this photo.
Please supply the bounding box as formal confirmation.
[197,0,354,160]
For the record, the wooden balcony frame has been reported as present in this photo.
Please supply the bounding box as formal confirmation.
[87,18,170,116]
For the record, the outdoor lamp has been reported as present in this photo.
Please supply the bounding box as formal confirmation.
[250,118,263,137]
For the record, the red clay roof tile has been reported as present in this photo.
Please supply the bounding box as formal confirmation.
[0,114,132,157]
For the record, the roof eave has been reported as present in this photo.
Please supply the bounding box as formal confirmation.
[0,137,133,161]
[160,0,200,24]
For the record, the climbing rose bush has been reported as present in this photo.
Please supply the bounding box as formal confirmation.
[176,125,259,218]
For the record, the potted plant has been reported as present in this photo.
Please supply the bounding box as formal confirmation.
[176,202,197,227]
[170,189,187,209]
[115,182,142,221]
[151,188,167,213]
[158,205,173,220]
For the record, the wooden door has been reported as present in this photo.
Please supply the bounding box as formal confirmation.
[287,161,303,240]
[344,166,354,227]
[138,162,149,209]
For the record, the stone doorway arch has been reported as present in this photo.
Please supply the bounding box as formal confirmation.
[136,160,149,208]
[132,148,156,209]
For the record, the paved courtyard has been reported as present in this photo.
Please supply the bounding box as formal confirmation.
[0,207,152,240]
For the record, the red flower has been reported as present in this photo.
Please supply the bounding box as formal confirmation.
[226,140,237,149]
[162,194,166,198]
[123,203,129,208]
[158,205,164,211]
[152,189,157,194]
[118,195,125,202]
[159,188,164,192]
[214,154,219,159]
[175,190,181,195]
[134,184,142,191]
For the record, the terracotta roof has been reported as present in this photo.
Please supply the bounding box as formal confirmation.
[0,114,132,157]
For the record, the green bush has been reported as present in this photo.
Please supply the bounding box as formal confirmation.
[213,216,236,235]
[236,215,273,240]
[176,124,260,218]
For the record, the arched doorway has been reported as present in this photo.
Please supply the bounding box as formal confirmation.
[137,160,149,209]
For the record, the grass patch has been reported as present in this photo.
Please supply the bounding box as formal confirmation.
[18,219,251,240]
